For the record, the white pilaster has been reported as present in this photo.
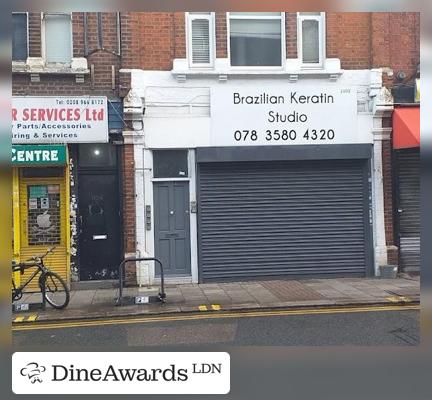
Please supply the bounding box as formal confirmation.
[123,89,149,284]
[370,84,394,275]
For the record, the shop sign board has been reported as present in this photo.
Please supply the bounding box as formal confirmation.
[210,86,371,146]
[12,145,67,166]
[12,96,108,143]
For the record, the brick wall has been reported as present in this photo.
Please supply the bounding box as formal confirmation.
[28,13,41,57]
[286,13,297,58]
[372,12,420,87]
[122,144,137,284]
[13,12,137,97]
[132,12,419,74]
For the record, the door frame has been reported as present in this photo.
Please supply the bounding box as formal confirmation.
[75,143,124,281]
[143,149,198,283]
[153,180,192,277]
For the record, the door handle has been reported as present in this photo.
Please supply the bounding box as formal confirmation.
[93,235,108,240]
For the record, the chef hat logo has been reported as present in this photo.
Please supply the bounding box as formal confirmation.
[20,362,46,384]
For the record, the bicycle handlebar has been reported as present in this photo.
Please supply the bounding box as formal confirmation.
[25,246,56,262]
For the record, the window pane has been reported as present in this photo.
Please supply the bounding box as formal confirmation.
[191,18,210,64]
[44,13,72,63]
[78,144,117,168]
[302,19,320,63]
[12,13,27,61]
[153,150,188,178]
[230,19,281,66]
[230,12,281,17]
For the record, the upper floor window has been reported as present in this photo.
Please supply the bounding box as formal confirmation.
[12,13,28,61]
[42,12,72,64]
[297,12,325,67]
[187,12,215,68]
[229,12,284,67]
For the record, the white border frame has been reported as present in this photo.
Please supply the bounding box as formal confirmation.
[185,12,216,69]
[297,12,326,69]
[227,12,286,70]
[41,12,73,65]
[12,12,29,62]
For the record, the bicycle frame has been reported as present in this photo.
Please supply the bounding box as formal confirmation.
[12,261,48,310]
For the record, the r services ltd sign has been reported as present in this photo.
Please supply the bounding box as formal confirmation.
[12,96,108,144]
[210,86,371,146]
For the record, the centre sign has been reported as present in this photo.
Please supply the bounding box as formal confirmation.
[12,96,108,144]
[12,145,67,166]
[210,86,370,146]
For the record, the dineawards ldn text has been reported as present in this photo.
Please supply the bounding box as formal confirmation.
[51,364,197,382]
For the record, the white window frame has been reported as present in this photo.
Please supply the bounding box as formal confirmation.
[41,12,73,65]
[297,12,326,69]
[12,12,29,62]
[186,12,215,69]
[227,12,286,70]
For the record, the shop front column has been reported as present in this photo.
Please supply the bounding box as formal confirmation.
[371,86,394,275]
[123,89,145,285]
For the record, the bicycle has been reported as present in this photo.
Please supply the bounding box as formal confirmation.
[12,247,70,309]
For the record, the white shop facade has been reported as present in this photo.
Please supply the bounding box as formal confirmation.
[124,68,393,284]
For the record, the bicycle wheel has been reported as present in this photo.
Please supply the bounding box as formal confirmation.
[40,272,70,309]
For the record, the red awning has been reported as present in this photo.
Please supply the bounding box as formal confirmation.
[393,106,420,149]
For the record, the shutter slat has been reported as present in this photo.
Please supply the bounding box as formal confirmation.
[397,150,420,272]
[198,160,368,281]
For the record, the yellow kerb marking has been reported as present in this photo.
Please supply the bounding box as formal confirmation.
[386,296,410,303]
[198,305,208,311]
[14,316,25,323]
[211,304,221,311]
[27,315,38,322]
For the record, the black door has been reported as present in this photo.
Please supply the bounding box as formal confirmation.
[78,144,122,280]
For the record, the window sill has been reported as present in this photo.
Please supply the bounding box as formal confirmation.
[172,58,342,82]
[12,57,89,82]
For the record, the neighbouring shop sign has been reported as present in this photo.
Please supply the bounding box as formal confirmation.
[12,96,108,143]
[12,145,67,166]
[210,86,371,146]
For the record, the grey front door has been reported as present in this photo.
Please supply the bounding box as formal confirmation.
[154,181,191,276]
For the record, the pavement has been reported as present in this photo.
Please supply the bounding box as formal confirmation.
[12,274,420,323]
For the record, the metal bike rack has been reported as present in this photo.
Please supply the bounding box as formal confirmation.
[115,257,166,306]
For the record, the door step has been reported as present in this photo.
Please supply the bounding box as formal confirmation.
[71,280,118,291]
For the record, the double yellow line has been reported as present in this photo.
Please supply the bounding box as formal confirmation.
[12,304,420,332]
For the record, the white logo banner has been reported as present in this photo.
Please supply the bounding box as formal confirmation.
[12,352,230,394]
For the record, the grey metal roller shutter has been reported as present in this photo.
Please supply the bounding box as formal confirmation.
[198,160,369,281]
[397,149,420,272]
